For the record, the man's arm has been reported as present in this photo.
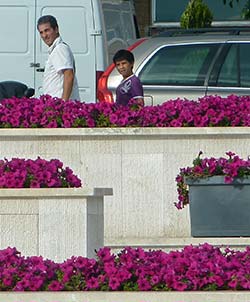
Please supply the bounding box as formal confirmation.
[62,69,74,100]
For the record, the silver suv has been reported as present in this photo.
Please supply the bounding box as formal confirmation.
[98,29,250,105]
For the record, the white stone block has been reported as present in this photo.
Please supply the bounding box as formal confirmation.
[0,188,112,262]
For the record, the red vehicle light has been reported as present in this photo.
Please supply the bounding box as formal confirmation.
[97,64,115,103]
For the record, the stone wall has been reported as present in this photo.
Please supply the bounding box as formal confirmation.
[1,127,250,251]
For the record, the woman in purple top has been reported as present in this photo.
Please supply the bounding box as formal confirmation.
[113,49,144,106]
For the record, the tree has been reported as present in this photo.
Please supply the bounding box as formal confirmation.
[180,0,213,29]
[241,0,250,19]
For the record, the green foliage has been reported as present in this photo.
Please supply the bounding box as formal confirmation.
[180,0,213,29]
[242,0,250,19]
[95,113,111,127]
[192,150,203,167]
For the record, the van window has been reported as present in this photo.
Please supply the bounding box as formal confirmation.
[104,10,123,42]
[139,44,219,86]
[103,9,135,44]
[102,0,137,46]
[121,11,136,42]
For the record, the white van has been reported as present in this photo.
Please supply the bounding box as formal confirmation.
[0,0,138,103]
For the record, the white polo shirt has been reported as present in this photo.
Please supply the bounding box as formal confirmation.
[43,36,80,100]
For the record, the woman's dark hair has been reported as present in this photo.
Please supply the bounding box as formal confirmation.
[37,15,58,30]
[113,49,134,64]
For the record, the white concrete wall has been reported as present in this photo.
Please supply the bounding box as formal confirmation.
[0,127,249,249]
[1,291,250,302]
[0,188,112,261]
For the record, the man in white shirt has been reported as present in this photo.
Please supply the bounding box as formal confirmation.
[37,15,80,101]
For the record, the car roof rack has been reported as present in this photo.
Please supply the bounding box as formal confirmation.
[157,27,250,37]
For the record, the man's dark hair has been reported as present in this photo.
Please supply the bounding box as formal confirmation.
[37,15,58,30]
[113,49,134,64]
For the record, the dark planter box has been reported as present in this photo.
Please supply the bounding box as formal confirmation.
[186,176,250,237]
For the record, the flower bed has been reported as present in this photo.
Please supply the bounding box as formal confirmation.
[2,243,250,291]
[1,94,250,128]
[0,157,81,188]
[175,151,250,209]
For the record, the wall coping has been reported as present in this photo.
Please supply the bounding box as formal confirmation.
[1,291,250,302]
[0,187,113,198]
[0,127,249,137]
[108,236,250,249]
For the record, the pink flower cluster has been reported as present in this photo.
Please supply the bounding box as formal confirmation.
[1,94,250,128]
[0,157,81,188]
[2,243,250,291]
[175,151,250,209]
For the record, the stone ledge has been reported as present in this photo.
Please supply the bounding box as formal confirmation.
[1,291,250,302]
[0,187,113,197]
[0,126,249,137]
[108,237,250,252]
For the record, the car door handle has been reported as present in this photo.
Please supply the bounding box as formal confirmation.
[36,68,45,72]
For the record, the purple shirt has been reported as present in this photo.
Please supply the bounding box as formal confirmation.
[116,74,143,106]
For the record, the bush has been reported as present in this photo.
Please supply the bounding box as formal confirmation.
[2,244,250,291]
[180,0,213,29]
[0,157,81,188]
[175,151,250,209]
[1,94,250,128]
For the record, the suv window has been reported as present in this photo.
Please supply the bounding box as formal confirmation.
[216,43,250,88]
[240,44,250,87]
[139,43,219,86]
[217,44,238,87]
